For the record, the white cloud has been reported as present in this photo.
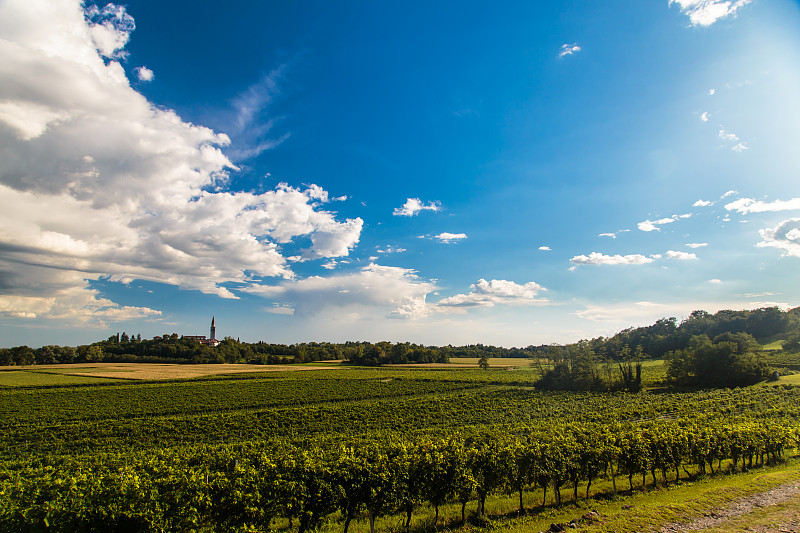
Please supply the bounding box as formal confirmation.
[708,89,716,95]
[670,0,752,27]
[757,218,800,258]
[393,198,441,217]
[224,65,290,161]
[725,197,800,214]
[376,245,406,254]
[558,43,581,58]
[539,245,551,251]
[686,242,708,248]
[0,270,160,325]
[574,297,788,326]
[721,190,739,198]
[719,128,739,142]
[265,305,294,315]
[700,111,710,122]
[693,199,714,207]
[598,233,616,238]
[134,66,153,82]
[434,232,467,243]
[0,101,70,140]
[731,142,748,152]
[85,3,135,59]
[0,0,362,324]
[575,301,676,323]
[570,252,655,266]
[666,250,698,260]
[709,278,722,284]
[638,213,691,232]
[437,279,548,309]
[244,263,437,319]
[638,217,676,232]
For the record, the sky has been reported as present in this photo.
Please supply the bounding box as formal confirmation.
[1,0,800,348]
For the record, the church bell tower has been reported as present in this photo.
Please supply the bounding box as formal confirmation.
[210,316,216,341]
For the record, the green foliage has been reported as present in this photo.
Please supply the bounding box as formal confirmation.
[666,333,769,387]
[535,306,798,362]
[2,368,800,531]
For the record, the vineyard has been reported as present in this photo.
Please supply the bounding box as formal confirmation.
[1,365,800,532]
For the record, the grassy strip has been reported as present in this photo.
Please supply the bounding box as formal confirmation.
[292,459,800,533]
[479,458,800,533]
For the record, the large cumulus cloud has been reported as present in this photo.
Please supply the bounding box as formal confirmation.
[0,0,361,322]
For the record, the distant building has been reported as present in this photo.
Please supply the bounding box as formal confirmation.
[184,317,220,346]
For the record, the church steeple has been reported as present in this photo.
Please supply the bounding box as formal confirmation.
[210,316,216,341]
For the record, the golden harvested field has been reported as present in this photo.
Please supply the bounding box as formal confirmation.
[0,362,335,381]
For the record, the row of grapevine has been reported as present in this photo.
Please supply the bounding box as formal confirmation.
[2,419,797,532]
[4,382,800,459]
[0,374,482,426]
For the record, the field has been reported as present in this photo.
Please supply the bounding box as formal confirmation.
[1,359,799,532]
[0,362,338,385]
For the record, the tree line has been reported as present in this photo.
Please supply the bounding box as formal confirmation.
[0,335,542,367]
[546,306,800,361]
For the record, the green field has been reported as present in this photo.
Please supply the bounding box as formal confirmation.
[1,362,799,532]
[0,369,121,387]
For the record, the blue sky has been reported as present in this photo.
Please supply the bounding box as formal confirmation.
[1,0,800,348]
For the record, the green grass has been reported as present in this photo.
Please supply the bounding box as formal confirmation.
[297,457,800,533]
[448,357,537,367]
[0,370,120,387]
[471,458,800,533]
[761,339,786,351]
[761,373,800,386]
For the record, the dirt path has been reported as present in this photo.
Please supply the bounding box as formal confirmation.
[660,480,800,532]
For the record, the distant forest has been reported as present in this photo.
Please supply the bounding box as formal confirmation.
[2,307,799,386]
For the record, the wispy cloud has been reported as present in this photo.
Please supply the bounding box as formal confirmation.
[558,43,581,58]
[434,232,467,244]
[693,199,714,207]
[686,242,708,248]
[539,245,551,251]
[376,245,406,254]
[598,233,616,238]
[638,218,675,232]
[570,252,655,266]
[731,142,749,152]
[637,213,690,232]
[224,65,290,161]
[670,0,751,27]
[393,198,442,217]
[726,197,800,214]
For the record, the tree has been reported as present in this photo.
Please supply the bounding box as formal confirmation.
[666,334,769,388]
[478,355,489,370]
